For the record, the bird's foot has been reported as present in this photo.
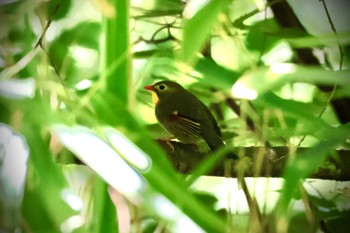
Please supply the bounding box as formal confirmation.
[157,138,176,153]
[164,140,175,153]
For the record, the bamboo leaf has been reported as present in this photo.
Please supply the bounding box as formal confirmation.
[182,0,232,64]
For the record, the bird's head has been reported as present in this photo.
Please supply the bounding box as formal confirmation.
[144,81,184,105]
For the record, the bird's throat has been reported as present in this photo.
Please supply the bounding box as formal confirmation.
[151,91,159,106]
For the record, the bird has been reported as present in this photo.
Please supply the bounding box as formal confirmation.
[144,80,236,158]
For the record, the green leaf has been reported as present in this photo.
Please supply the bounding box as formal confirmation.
[255,92,321,122]
[245,19,280,52]
[152,0,184,11]
[277,124,350,214]
[37,0,72,21]
[254,92,342,142]
[56,125,229,232]
[286,31,350,48]
[194,58,240,87]
[232,64,350,98]
[182,0,232,64]
[48,22,100,70]
[92,178,118,233]
[102,0,130,103]
[64,22,100,49]
[22,124,76,232]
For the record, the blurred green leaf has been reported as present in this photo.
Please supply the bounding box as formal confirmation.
[232,7,260,30]
[254,92,347,146]
[65,22,100,49]
[48,21,100,69]
[152,0,184,11]
[277,124,350,213]
[321,211,350,233]
[103,0,130,103]
[182,0,232,64]
[245,19,280,52]
[37,0,72,21]
[22,124,76,232]
[56,124,229,232]
[194,58,240,87]
[0,99,11,122]
[286,31,350,48]
[92,178,118,233]
[2,0,350,232]
[233,64,350,98]
[255,92,322,122]
[288,212,317,233]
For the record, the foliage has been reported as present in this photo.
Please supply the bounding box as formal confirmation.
[0,0,350,232]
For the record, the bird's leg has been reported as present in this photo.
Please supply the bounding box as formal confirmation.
[165,140,175,153]
[159,137,176,153]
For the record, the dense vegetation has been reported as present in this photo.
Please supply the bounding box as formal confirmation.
[0,0,349,232]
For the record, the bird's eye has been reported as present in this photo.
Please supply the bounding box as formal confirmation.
[159,84,166,90]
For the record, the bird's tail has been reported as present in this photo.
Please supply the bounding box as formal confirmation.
[203,133,238,159]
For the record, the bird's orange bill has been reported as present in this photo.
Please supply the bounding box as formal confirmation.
[144,85,153,91]
[144,85,159,105]
[169,111,201,138]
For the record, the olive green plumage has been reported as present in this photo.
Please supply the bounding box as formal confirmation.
[144,80,226,152]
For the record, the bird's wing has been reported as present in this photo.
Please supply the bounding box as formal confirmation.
[176,91,222,137]
[167,111,202,138]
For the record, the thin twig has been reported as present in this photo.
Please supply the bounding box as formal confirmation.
[35,4,72,100]
[239,177,263,231]
[299,182,316,233]
[35,4,61,48]
[319,0,344,71]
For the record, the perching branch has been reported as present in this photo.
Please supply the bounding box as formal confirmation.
[156,140,350,181]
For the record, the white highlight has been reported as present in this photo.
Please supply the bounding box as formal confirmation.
[60,215,85,233]
[71,46,97,68]
[105,128,151,172]
[262,42,293,65]
[152,195,204,233]
[183,0,210,19]
[0,124,29,201]
[0,78,35,99]
[61,189,84,211]
[55,125,144,198]
[269,63,296,75]
[231,82,258,100]
[76,79,92,90]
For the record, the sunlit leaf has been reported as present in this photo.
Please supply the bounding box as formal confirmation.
[182,0,232,64]
[232,64,350,99]
[55,125,229,232]
[103,0,130,102]
[286,31,350,48]
[2,0,350,231]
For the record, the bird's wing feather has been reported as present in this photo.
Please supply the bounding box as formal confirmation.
[174,91,222,137]
[158,90,221,140]
[167,111,201,138]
